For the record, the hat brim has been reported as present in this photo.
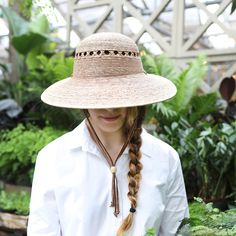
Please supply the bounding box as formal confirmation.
[41,73,176,109]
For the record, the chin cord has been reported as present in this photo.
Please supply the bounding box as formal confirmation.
[84,112,137,216]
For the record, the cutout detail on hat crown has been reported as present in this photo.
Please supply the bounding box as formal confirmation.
[75,50,140,59]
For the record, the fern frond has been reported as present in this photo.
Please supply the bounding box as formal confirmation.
[152,102,177,119]
[170,55,208,113]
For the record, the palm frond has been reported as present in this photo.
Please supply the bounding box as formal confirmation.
[170,55,207,113]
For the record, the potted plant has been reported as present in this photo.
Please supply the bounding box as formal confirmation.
[0,189,30,235]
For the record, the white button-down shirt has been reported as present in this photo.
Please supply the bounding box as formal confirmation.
[28,120,189,236]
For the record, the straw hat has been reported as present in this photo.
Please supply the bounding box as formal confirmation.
[41,32,176,109]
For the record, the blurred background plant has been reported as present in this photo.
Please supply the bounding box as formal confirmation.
[0,123,65,186]
[0,190,30,215]
[0,5,83,131]
[142,51,236,204]
[177,198,236,236]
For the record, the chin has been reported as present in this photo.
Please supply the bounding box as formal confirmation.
[100,125,123,134]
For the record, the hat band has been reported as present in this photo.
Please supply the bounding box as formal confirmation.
[73,56,144,78]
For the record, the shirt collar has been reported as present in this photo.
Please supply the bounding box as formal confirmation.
[68,120,152,158]
[68,120,99,154]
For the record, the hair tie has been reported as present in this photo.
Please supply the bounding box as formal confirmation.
[129,207,136,213]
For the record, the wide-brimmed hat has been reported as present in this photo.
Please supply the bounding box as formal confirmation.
[41,32,176,109]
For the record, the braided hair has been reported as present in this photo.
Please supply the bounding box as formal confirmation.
[117,106,146,236]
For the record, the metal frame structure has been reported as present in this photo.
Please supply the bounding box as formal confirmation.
[59,0,235,91]
[1,0,235,90]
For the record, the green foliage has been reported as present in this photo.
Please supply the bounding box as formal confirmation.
[178,198,236,236]
[21,53,81,130]
[0,49,81,130]
[11,15,57,57]
[144,228,156,236]
[12,30,48,55]
[9,0,33,19]
[1,6,83,130]
[0,190,30,215]
[188,93,218,124]
[19,53,74,104]
[30,53,74,84]
[1,6,29,36]
[0,78,23,103]
[0,124,64,185]
[157,119,236,200]
[231,0,236,14]
[141,53,177,79]
[142,53,212,126]
[142,52,235,201]
[1,6,58,78]
[173,56,207,113]
[0,63,10,80]
[1,6,53,54]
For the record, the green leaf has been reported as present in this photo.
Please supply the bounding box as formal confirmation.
[142,53,177,79]
[1,6,29,36]
[153,54,178,79]
[29,15,49,34]
[26,49,42,69]
[153,101,177,119]
[12,32,48,55]
[231,0,236,14]
[0,124,65,185]
[141,53,159,74]
[144,228,156,236]
[0,190,30,215]
[171,55,207,113]
[188,199,236,235]
[54,57,74,80]
[2,8,53,55]
[189,92,218,123]
[36,54,49,66]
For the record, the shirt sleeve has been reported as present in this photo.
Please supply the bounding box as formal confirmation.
[158,149,189,236]
[27,149,61,236]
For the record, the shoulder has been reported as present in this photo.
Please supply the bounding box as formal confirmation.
[37,121,86,162]
[140,129,182,184]
[141,130,181,176]
[141,129,178,158]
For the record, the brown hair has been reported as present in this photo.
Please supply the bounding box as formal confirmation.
[117,106,146,236]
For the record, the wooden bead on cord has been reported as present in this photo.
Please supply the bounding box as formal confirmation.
[111,166,116,174]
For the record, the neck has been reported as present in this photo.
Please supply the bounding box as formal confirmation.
[101,131,124,149]
[86,120,125,162]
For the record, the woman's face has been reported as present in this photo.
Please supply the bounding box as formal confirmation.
[87,108,127,134]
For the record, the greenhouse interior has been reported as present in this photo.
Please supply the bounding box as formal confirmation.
[0,0,236,235]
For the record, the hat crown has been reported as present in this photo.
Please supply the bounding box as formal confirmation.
[77,32,139,53]
[73,32,143,78]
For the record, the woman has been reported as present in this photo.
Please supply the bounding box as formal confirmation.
[28,32,189,236]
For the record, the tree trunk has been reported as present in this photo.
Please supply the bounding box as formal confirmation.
[8,1,29,83]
